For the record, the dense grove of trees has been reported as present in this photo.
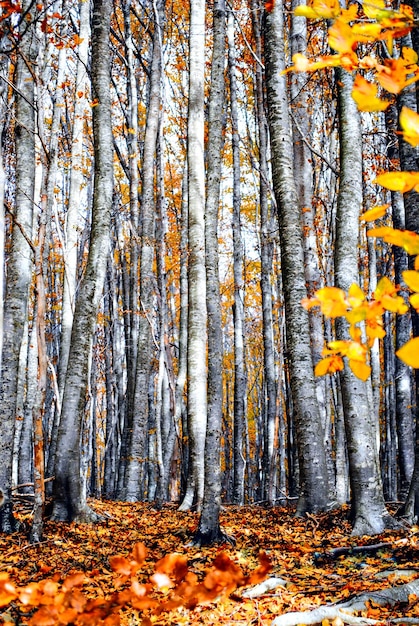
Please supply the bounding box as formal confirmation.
[0,0,418,542]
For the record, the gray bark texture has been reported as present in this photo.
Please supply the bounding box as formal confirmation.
[335,68,393,535]
[51,0,113,522]
[0,1,38,532]
[179,0,207,513]
[196,0,227,544]
[250,0,277,505]
[124,0,165,502]
[264,0,329,514]
[228,9,247,506]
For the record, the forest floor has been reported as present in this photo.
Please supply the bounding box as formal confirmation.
[1,500,419,625]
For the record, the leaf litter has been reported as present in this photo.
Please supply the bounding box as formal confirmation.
[0,501,418,624]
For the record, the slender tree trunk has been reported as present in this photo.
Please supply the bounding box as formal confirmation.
[51,0,113,522]
[0,0,38,532]
[250,0,278,506]
[179,0,207,512]
[228,9,247,506]
[334,68,394,535]
[195,0,228,544]
[124,0,165,501]
[264,0,329,515]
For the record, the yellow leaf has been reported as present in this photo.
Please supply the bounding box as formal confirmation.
[349,359,371,380]
[294,0,341,19]
[328,340,350,355]
[410,293,419,310]
[328,20,356,54]
[362,0,388,20]
[346,341,367,361]
[403,269,419,292]
[396,337,419,368]
[368,226,419,255]
[315,286,348,317]
[374,171,419,193]
[400,106,419,147]
[352,75,389,111]
[366,323,386,340]
[315,355,344,376]
[289,52,341,74]
[360,204,389,221]
[381,294,409,314]
[374,276,396,299]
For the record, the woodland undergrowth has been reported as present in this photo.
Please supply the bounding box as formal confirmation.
[1,501,419,625]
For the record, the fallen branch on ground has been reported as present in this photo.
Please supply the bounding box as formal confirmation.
[271,578,419,626]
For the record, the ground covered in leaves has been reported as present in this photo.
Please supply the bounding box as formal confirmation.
[1,500,419,625]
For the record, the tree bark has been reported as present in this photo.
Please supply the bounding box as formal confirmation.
[179,0,207,512]
[0,0,38,532]
[264,0,329,515]
[123,0,165,501]
[51,0,113,522]
[334,68,394,535]
[195,0,228,544]
[228,9,247,506]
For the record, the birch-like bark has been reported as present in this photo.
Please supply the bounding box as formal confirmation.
[250,0,278,506]
[335,68,394,535]
[384,103,414,500]
[228,9,247,506]
[58,0,91,398]
[195,0,228,543]
[124,0,165,501]
[264,0,329,514]
[51,0,113,522]
[179,0,207,512]
[116,0,141,493]
[0,1,38,532]
[290,0,336,502]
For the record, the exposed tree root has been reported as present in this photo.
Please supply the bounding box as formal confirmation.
[190,528,236,547]
[271,579,419,626]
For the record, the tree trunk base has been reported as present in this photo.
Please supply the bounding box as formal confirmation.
[0,500,18,533]
[191,527,236,547]
[50,501,104,524]
[351,511,401,537]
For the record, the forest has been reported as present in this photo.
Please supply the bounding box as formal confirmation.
[2,0,419,619]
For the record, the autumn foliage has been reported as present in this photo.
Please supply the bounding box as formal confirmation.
[295,0,419,379]
[0,535,270,625]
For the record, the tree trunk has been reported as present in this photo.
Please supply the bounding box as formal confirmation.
[250,0,278,507]
[179,0,207,512]
[334,68,394,535]
[51,0,113,522]
[0,0,38,532]
[228,9,247,506]
[123,0,165,501]
[264,0,329,515]
[195,0,227,544]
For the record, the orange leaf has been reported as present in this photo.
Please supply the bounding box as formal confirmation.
[368,225,419,255]
[403,269,419,292]
[396,337,419,367]
[294,0,341,19]
[360,204,389,221]
[315,355,344,376]
[265,0,275,10]
[328,20,356,54]
[349,359,371,380]
[400,106,419,146]
[373,171,419,193]
[352,75,390,112]
[0,574,17,607]
[131,542,147,566]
